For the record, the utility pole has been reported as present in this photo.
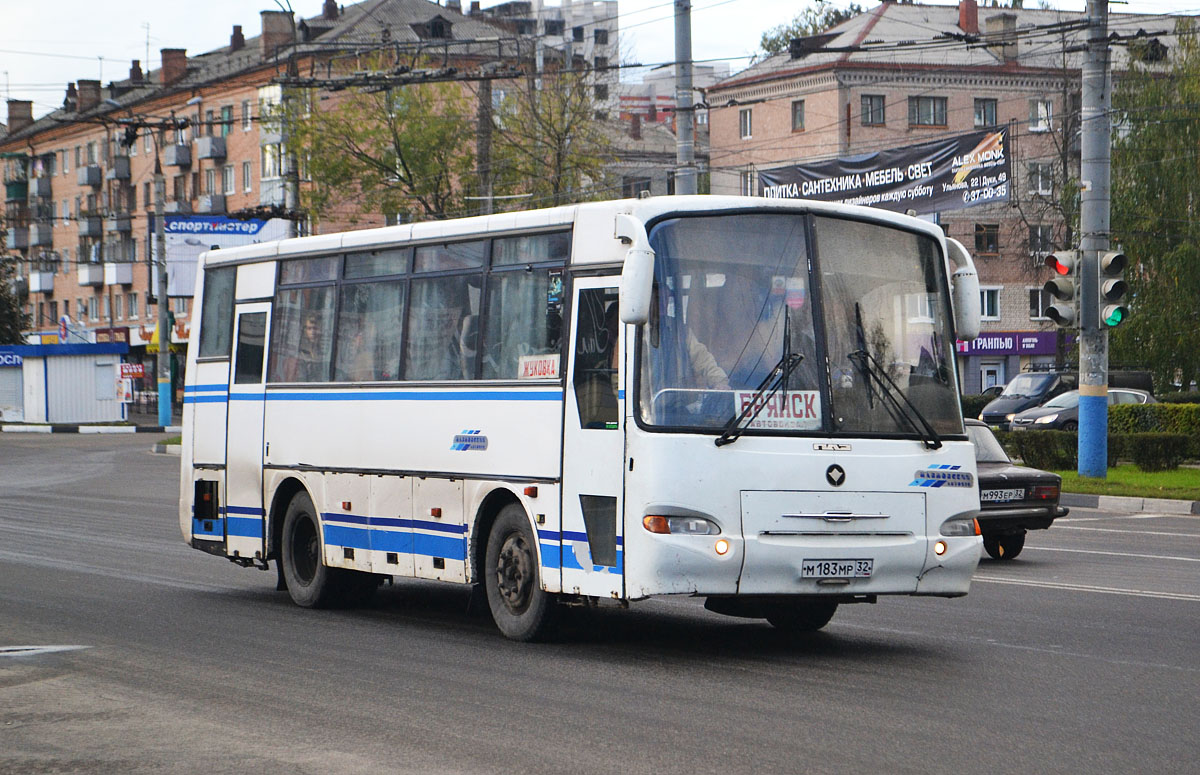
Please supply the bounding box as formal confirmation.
[153,149,170,428]
[1077,0,1111,477]
[673,0,697,196]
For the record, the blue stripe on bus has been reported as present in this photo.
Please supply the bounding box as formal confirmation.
[267,390,563,402]
[226,505,265,516]
[185,384,228,393]
[183,395,229,404]
[322,513,467,535]
[559,546,624,573]
[562,529,623,546]
[226,515,263,538]
[192,518,223,539]
[323,524,467,560]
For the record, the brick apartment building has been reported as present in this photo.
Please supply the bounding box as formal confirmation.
[0,0,577,368]
[705,0,1174,393]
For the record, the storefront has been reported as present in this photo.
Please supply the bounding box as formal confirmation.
[955,330,1071,394]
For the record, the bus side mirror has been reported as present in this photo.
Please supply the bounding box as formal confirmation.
[946,237,981,342]
[615,213,654,325]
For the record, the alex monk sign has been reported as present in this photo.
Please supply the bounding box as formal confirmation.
[758,127,1010,215]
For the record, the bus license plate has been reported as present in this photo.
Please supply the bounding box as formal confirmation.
[981,488,1024,503]
[801,559,873,579]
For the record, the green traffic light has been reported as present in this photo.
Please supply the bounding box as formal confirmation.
[1102,305,1126,327]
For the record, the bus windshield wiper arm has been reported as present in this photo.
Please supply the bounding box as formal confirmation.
[714,352,804,447]
[846,348,942,450]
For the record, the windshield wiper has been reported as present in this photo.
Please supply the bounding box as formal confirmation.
[846,347,943,450]
[715,307,802,448]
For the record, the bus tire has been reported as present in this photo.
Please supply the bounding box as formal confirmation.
[765,599,838,634]
[484,504,556,641]
[280,491,343,609]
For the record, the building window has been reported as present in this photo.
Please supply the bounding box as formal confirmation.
[739,108,753,139]
[1029,287,1052,319]
[980,288,1001,320]
[909,96,947,126]
[593,84,609,101]
[86,142,97,164]
[544,19,564,36]
[594,28,609,45]
[205,169,216,196]
[739,170,756,196]
[861,94,885,126]
[222,164,235,195]
[262,144,282,179]
[791,99,805,132]
[114,294,123,321]
[128,293,138,320]
[243,161,253,192]
[573,26,584,42]
[220,105,234,137]
[623,177,652,198]
[1028,161,1054,196]
[974,223,1000,255]
[62,149,70,174]
[144,182,151,207]
[974,98,997,127]
[593,56,608,71]
[1029,224,1054,257]
[1030,99,1053,132]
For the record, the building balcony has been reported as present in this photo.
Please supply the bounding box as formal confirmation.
[164,144,191,167]
[5,181,28,202]
[106,156,131,181]
[196,136,226,160]
[104,262,133,286]
[28,270,54,294]
[105,214,132,233]
[260,178,286,206]
[78,262,104,286]
[5,226,29,250]
[196,194,225,214]
[165,199,192,214]
[77,165,102,187]
[78,216,103,238]
[30,177,52,197]
[30,223,53,246]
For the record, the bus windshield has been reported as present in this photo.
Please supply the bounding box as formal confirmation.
[638,212,962,438]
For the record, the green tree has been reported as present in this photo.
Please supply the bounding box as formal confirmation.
[281,56,478,225]
[489,70,616,209]
[0,256,31,343]
[759,1,865,56]
[1110,20,1200,390]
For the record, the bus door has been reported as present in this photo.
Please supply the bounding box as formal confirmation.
[223,302,271,562]
[560,279,624,599]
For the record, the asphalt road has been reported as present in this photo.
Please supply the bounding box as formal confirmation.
[1,434,1197,775]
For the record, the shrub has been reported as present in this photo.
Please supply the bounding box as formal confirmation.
[1156,391,1200,404]
[960,394,992,421]
[1124,433,1189,471]
[1110,403,1200,458]
[997,429,1077,470]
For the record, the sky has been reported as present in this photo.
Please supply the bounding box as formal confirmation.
[2,0,1197,119]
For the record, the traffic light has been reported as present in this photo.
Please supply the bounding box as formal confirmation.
[1043,250,1079,328]
[1099,250,1128,327]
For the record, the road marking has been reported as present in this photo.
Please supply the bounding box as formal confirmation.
[0,645,90,657]
[1053,525,1200,538]
[1059,514,1183,523]
[1026,546,1200,562]
[974,574,1200,602]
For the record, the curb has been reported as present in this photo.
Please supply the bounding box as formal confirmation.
[1060,492,1200,515]
[1,424,181,434]
[152,443,183,456]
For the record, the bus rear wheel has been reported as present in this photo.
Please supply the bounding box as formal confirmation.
[765,600,838,634]
[281,492,347,608]
[484,504,556,641]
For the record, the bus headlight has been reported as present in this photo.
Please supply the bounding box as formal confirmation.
[939,516,981,537]
[642,515,722,535]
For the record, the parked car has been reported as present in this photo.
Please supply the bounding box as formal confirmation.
[979,384,1005,398]
[966,419,1068,560]
[979,371,1077,430]
[1010,388,1156,431]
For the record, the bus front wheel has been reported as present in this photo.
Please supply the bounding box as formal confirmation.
[484,504,556,641]
[765,600,838,634]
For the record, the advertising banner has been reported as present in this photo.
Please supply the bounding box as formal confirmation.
[758,127,1010,214]
[152,215,291,297]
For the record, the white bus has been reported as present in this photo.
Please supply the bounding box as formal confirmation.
[180,195,984,640]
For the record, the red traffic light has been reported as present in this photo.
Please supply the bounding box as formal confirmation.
[1044,251,1076,276]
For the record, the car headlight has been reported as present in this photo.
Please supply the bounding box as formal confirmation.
[1034,413,1059,424]
[1005,413,1016,421]
[977,412,985,421]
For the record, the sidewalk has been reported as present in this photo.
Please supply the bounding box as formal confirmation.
[1060,492,1200,516]
[1,423,181,433]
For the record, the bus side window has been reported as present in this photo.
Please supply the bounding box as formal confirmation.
[482,268,563,380]
[573,287,619,429]
[198,266,236,358]
[268,287,336,383]
[406,275,480,380]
